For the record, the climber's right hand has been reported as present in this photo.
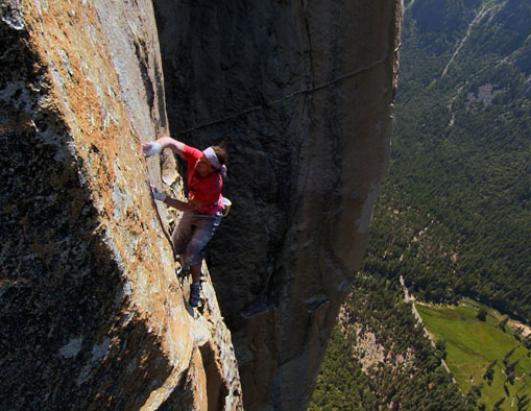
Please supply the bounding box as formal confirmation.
[142,141,162,157]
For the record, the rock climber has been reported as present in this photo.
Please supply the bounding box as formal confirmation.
[142,136,229,308]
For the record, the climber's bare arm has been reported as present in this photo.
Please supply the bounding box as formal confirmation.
[141,136,186,159]
[155,136,186,157]
[163,197,203,211]
[150,186,203,211]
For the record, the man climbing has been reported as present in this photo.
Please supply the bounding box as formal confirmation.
[142,136,228,308]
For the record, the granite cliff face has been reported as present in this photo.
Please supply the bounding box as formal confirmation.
[1,1,400,410]
[0,1,241,409]
[154,2,401,410]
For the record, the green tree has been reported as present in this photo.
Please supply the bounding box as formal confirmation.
[493,397,506,411]
[483,360,496,385]
[476,308,487,321]
[499,317,509,332]
[517,394,530,411]
[435,338,447,360]
[466,384,482,407]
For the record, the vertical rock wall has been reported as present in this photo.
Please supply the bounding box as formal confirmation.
[154,1,402,410]
[1,0,401,409]
[0,1,241,409]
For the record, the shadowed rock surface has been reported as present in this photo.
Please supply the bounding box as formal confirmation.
[154,1,401,410]
[0,1,241,409]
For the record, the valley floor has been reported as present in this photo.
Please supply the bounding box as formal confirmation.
[417,300,531,410]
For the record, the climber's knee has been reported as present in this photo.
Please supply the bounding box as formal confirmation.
[184,238,206,266]
[181,212,221,267]
[172,211,194,254]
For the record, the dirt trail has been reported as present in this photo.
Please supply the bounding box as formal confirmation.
[441,2,503,79]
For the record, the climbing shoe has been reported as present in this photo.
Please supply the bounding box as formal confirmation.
[176,264,190,278]
[189,282,201,308]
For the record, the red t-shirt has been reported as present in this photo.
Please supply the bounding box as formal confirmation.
[182,144,223,214]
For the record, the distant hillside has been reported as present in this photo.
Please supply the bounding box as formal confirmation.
[309,275,469,410]
[368,0,531,320]
[310,0,530,409]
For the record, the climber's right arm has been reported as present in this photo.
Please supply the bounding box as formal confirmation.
[142,136,186,159]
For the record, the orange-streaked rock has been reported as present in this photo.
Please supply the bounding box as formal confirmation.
[0,1,241,409]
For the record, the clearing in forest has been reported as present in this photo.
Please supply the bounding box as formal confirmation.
[417,300,531,410]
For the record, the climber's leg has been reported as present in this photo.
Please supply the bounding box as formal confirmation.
[183,212,222,272]
[189,281,201,308]
[183,213,222,306]
[190,264,202,283]
[172,210,194,268]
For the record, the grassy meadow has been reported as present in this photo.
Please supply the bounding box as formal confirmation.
[417,300,531,410]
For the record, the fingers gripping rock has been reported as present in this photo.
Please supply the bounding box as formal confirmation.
[142,142,162,157]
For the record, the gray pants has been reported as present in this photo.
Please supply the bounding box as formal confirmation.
[171,210,222,267]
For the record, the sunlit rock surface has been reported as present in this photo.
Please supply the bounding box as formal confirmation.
[0,1,241,409]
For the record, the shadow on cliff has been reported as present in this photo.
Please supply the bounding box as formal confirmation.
[152,0,400,409]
